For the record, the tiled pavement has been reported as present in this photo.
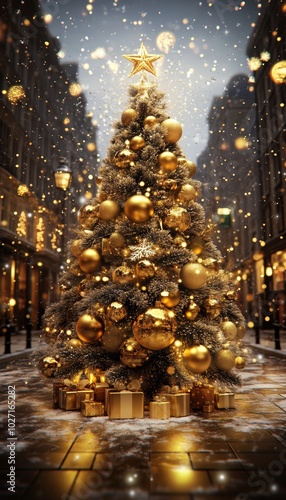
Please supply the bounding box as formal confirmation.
[0,331,286,499]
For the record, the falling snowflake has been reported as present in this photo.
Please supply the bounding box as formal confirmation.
[129,239,157,261]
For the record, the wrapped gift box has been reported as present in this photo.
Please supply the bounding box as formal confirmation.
[81,399,105,417]
[215,392,235,409]
[59,387,94,410]
[149,401,170,420]
[92,382,110,403]
[190,384,214,410]
[107,390,144,419]
[52,381,65,408]
[203,402,215,413]
[161,393,190,417]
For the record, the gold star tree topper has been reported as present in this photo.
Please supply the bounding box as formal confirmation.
[123,42,162,77]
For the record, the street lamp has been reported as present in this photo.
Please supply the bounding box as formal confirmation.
[53,158,72,263]
[53,158,72,191]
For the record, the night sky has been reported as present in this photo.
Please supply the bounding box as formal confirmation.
[42,0,261,162]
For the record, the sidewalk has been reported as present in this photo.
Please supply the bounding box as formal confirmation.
[0,330,44,366]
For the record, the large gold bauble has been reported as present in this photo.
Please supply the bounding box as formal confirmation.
[158,151,178,173]
[78,203,98,229]
[133,305,177,351]
[163,206,191,232]
[270,61,286,84]
[215,348,235,371]
[114,148,137,168]
[183,345,211,374]
[112,264,134,284]
[161,118,182,143]
[180,263,208,289]
[160,289,181,308]
[78,248,101,273]
[135,260,155,280]
[130,136,146,151]
[204,298,221,319]
[38,356,58,378]
[236,324,246,339]
[101,323,129,353]
[185,300,200,320]
[70,239,84,257]
[106,302,127,322]
[124,195,154,222]
[177,184,197,203]
[98,200,121,220]
[235,356,247,370]
[177,157,197,176]
[144,115,158,128]
[76,314,104,342]
[120,337,150,368]
[221,320,237,340]
[121,108,137,125]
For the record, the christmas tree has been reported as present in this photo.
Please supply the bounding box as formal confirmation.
[39,43,246,409]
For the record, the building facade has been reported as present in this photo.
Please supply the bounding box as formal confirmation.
[0,1,99,330]
[246,0,286,326]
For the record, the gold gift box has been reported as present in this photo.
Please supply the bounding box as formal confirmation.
[203,402,215,413]
[161,393,190,417]
[215,392,235,409]
[52,381,65,408]
[93,382,109,403]
[190,384,214,410]
[59,387,94,410]
[149,401,170,420]
[81,400,105,417]
[107,390,144,419]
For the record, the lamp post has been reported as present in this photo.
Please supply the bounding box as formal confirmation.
[53,158,72,263]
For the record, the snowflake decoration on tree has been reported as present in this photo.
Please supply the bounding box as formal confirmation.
[129,238,157,261]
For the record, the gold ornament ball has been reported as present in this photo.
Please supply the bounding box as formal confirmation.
[204,298,221,319]
[160,289,181,308]
[133,305,177,351]
[78,203,98,229]
[78,248,101,273]
[164,206,191,232]
[109,232,126,248]
[177,184,197,203]
[114,148,137,168]
[124,194,154,223]
[173,235,187,247]
[221,320,237,340]
[235,356,247,370]
[101,323,128,353]
[163,178,178,191]
[106,302,127,322]
[135,260,155,280]
[183,345,211,374]
[98,200,121,221]
[177,157,197,176]
[130,135,146,151]
[236,324,246,339]
[185,300,200,320]
[144,115,158,128]
[112,264,134,285]
[76,314,104,342]
[38,356,58,378]
[215,348,235,371]
[158,151,178,173]
[189,236,205,256]
[70,239,83,257]
[68,338,82,349]
[180,263,208,289]
[120,337,150,368]
[121,108,137,125]
[161,118,182,143]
